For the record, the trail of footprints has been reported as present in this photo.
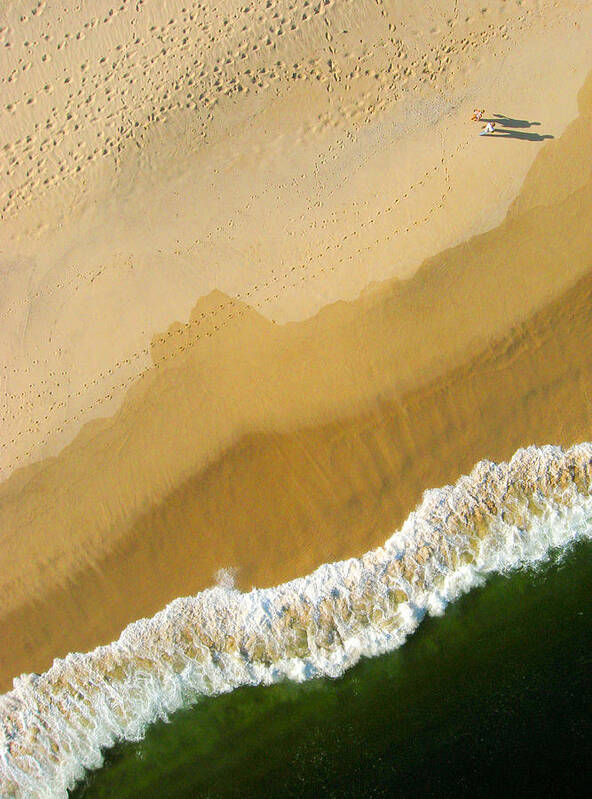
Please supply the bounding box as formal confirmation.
[4,119,459,392]
[1,0,530,217]
[2,134,462,469]
[0,2,525,323]
[1,0,539,472]
[1,0,346,214]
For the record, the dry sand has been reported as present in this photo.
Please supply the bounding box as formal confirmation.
[1,0,592,690]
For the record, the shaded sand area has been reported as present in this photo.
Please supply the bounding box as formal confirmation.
[1,0,592,691]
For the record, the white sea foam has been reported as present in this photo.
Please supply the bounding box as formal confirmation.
[1,443,592,798]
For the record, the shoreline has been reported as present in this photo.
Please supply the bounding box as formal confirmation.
[3,441,592,798]
[1,67,592,689]
[1,1,592,693]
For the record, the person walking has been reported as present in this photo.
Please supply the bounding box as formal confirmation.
[472,108,485,122]
[480,121,496,135]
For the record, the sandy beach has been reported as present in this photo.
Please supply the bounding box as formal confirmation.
[2,0,592,694]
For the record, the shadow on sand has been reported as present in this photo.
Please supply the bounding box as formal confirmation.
[481,113,554,141]
[485,114,542,128]
[488,130,554,141]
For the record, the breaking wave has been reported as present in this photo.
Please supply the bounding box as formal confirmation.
[1,443,592,798]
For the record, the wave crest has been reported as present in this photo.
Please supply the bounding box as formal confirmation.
[1,443,592,798]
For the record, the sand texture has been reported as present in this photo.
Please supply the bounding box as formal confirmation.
[1,0,592,690]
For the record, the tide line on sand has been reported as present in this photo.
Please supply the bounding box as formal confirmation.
[1,442,592,799]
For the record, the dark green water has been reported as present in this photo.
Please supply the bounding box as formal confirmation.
[71,541,592,798]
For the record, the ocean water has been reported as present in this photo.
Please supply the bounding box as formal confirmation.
[1,443,592,797]
[71,538,592,798]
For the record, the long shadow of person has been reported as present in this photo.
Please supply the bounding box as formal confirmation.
[486,115,543,128]
[479,113,553,140]
[489,129,554,141]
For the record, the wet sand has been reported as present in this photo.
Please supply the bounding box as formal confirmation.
[1,1,592,690]
[2,68,592,688]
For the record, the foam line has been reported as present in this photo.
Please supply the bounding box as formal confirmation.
[1,443,592,798]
